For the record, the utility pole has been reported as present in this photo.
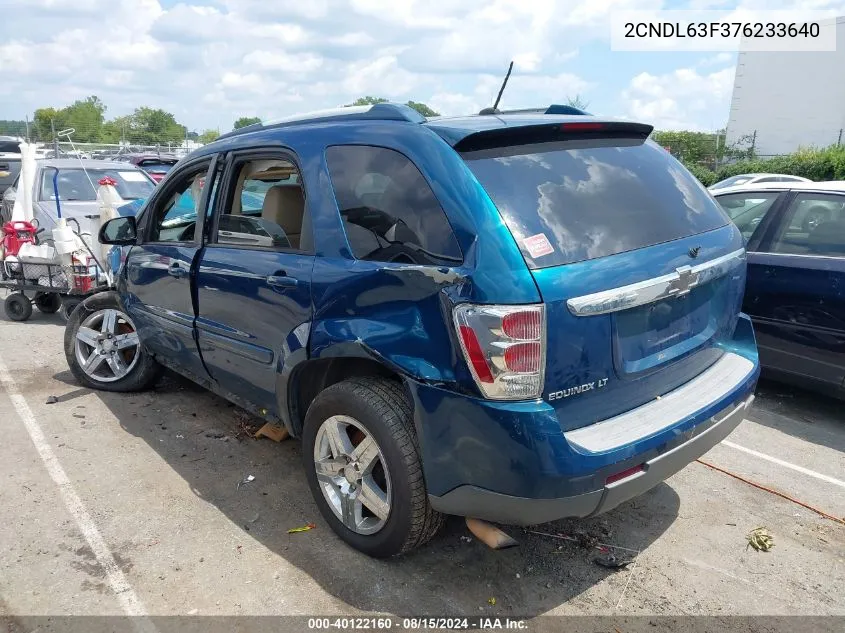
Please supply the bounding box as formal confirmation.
[838,128,843,146]
[51,118,58,155]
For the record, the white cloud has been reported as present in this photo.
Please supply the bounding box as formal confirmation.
[0,0,770,132]
[623,65,736,130]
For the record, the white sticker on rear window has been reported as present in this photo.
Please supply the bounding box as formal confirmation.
[119,171,148,182]
[522,233,555,258]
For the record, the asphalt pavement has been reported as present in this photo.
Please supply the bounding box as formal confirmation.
[0,307,842,625]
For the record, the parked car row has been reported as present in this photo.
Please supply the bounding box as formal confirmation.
[0,159,156,238]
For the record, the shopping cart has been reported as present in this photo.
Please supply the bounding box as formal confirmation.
[1,220,109,322]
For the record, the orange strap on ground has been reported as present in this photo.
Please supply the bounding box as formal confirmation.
[696,458,845,526]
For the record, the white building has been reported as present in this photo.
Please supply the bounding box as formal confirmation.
[725,16,845,156]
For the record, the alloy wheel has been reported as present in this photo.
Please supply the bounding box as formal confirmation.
[74,308,141,383]
[313,415,392,535]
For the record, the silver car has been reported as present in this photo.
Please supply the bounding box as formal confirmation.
[1,159,156,241]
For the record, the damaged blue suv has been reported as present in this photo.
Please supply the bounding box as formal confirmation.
[66,103,759,557]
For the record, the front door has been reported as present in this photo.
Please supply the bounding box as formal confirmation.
[121,155,220,381]
[745,191,845,390]
[195,151,314,415]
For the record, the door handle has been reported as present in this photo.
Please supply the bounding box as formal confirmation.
[168,262,188,278]
[266,273,298,290]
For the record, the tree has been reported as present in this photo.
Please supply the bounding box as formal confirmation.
[33,107,62,142]
[406,101,440,117]
[233,116,261,130]
[63,96,106,142]
[565,94,590,110]
[198,129,220,144]
[346,96,440,118]
[100,115,133,144]
[129,107,186,145]
[0,120,28,137]
[347,96,388,106]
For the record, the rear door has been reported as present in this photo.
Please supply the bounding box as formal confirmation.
[121,155,219,381]
[743,190,845,389]
[462,129,746,429]
[195,150,314,415]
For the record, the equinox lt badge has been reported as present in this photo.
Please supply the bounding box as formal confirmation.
[548,378,609,401]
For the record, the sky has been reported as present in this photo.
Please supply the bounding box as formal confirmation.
[0,0,843,133]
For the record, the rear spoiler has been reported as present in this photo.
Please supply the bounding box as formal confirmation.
[453,120,655,153]
[479,104,591,116]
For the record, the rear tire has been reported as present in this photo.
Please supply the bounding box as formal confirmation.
[302,377,444,557]
[34,292,62,314]
[64,291,162,392]
[4,293,32,321]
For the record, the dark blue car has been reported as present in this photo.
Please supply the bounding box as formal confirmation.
[713,181,845,398]
[65,104,759,557]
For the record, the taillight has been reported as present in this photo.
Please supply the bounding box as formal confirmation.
[453,304,545,400]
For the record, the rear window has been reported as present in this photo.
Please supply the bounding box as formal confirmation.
[711,175,754,189]
[140,161,176,174]
[39,168,155,201]
[463,139,729,268]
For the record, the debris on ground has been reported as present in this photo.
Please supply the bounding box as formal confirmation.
[287,523,317,534]
[593,553,635,570]
[528,528,640,555]
[574,530,599,549]
[233,409,262,440]
[205,429,225,439]
[236,474,256,490]
[254,423,290,442]
[465,518,518,550]
[45,395,58,404]
[747,527,775,552]
[487,597,496,606]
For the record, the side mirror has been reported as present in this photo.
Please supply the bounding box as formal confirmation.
[99,216,137,245]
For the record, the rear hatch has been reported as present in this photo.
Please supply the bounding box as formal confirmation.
[460,121,746,430]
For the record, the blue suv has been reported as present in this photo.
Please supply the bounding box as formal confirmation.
[65,103,759,557]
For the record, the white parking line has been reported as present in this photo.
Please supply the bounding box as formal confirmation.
[723,439,845,489]
[0,352,157,631]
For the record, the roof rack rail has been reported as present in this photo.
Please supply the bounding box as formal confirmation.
[478,104,591,116]
[217,103,426,140]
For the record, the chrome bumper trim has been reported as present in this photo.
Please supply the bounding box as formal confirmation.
[564,352,755,453]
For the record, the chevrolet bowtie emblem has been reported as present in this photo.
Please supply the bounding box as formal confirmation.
[670,265,695,296]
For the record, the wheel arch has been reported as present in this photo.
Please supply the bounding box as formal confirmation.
[285,350,410,438]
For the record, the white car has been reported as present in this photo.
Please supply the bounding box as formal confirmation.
[708,173,811,191]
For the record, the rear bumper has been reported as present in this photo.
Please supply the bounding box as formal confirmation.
[409,313,759,523]
[429,394,753,525]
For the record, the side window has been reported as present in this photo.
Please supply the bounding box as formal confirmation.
[326,145,462,266]
[149,161,214,243]
[755,177,778,183]
[214,157,308,251]
[770,193,845,257]
[715,192,780,241]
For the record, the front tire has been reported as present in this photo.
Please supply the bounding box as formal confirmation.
[302,378,443,557]
[64,291,162,392]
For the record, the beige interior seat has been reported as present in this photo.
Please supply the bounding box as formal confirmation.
[262,186,304,249]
